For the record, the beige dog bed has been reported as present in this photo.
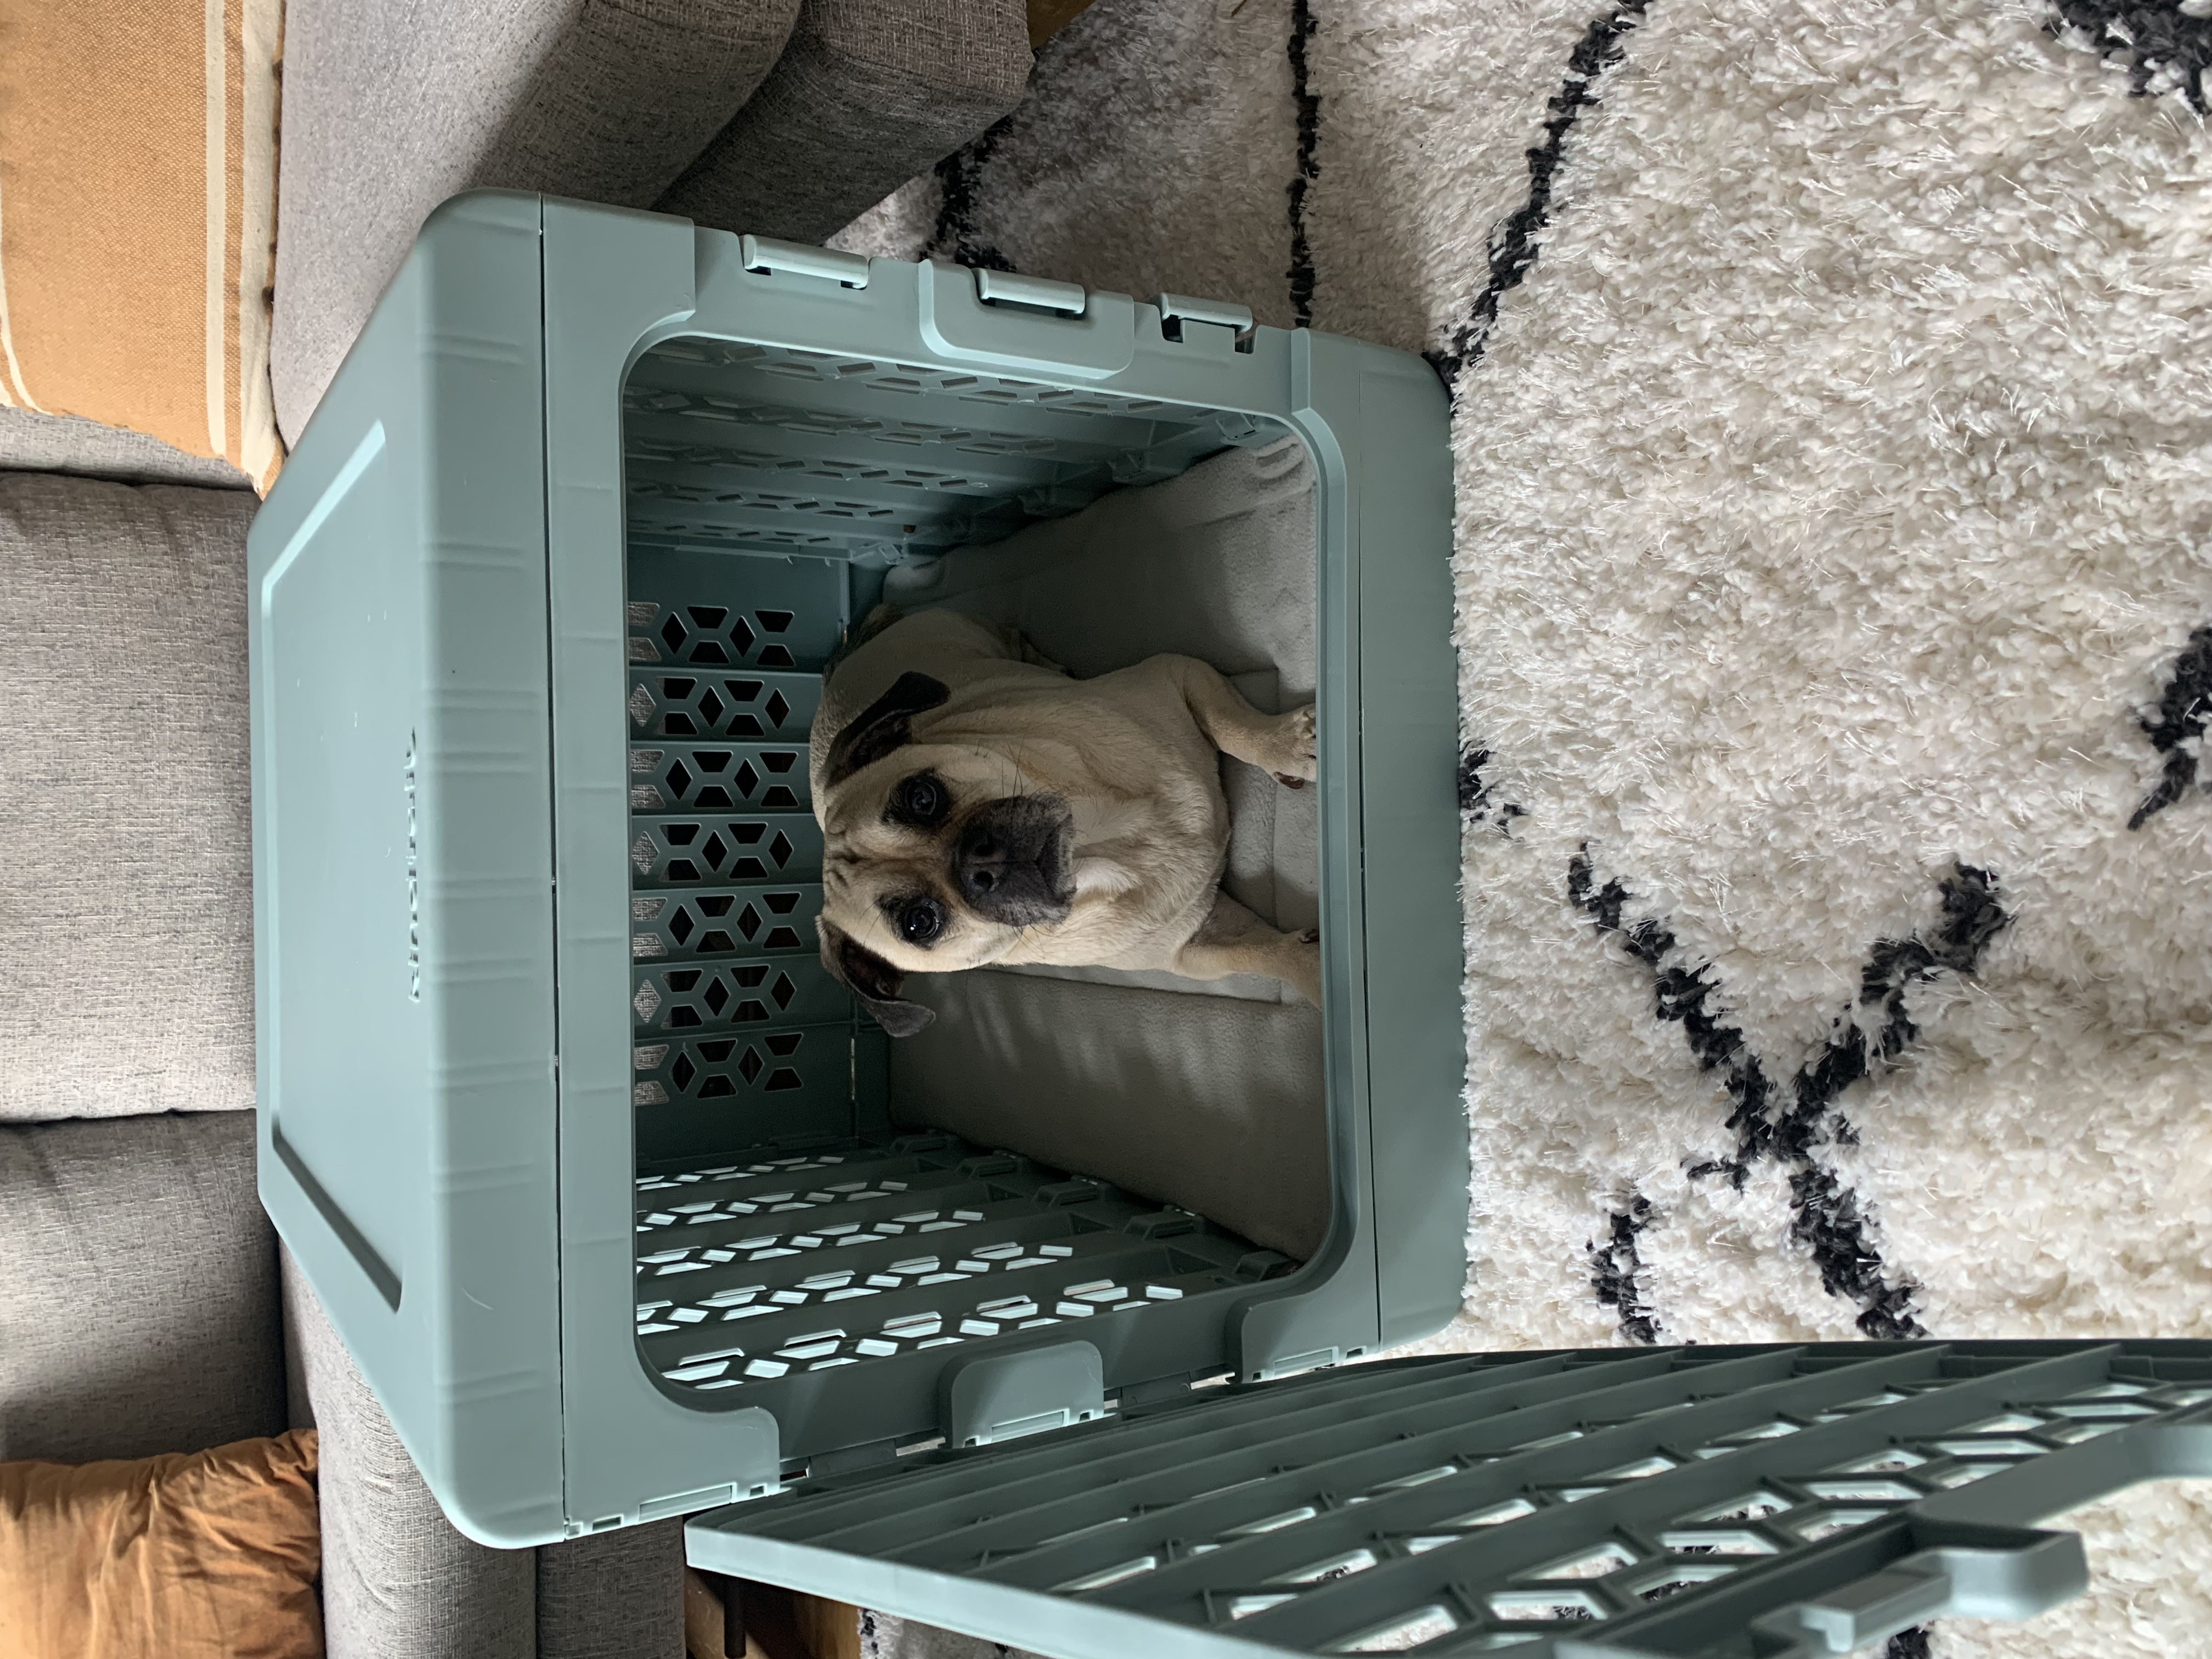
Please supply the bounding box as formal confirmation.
[878,436,1327,1260]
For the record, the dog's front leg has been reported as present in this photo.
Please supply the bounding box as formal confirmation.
[1150,656,1317,787]
[1171,891,1322,1007]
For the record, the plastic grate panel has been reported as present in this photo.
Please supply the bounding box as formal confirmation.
[626,549,849,1173]
[629,814,819,888]
[635,1139,1261,1394]
[629,664,819,742]
[623,340,1266,565]
[631,884,822,963]
[630,963,845,1036]
[693,1340,2212,1657]
[629,742,809,814]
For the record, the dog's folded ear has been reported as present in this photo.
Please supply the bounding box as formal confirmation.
[818,917,935,1037]
[825,670,950,786]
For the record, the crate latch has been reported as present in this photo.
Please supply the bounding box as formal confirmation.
[976,268,1086,316]
[1156,292,1255,356]
[944,1341,1105,1448]
[740,234,869,290]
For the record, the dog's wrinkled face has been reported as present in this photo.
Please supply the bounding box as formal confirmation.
[815,672,1077,1036]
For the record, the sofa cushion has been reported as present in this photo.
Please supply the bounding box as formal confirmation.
[270,0,805,444]
[656,0,1032,245]
[0,1429,320,1659]
[0,0,283,487]
[0,1111,283,1463]
[0,407,251,488]
[282,1248,537,1659]
[0,473,257,1120]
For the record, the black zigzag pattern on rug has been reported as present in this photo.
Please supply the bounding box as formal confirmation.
[1589,1194,1663,1344]
[1457,744,1526,833]
[1425,0,1651,390]
[1567,854,2011,1340]
[1286,0,1321,326]
[2129,622,2212,830]
[930,114,1020,273]
[2046,0,2212,115]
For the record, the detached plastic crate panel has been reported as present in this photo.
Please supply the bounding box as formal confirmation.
[249,192,1464,1551]
[687,1339,2212,1659]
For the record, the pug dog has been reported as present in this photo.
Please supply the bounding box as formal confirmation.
[809,606,1321,1036]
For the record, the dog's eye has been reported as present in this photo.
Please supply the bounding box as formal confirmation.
[898,900,945,946]
[894,773,945,823]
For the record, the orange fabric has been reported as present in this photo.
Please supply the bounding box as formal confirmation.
[0,0,285,489]
[0,1428,321,1659]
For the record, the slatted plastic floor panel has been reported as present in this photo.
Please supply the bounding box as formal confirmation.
[636,1137,1290,1393]
[691,1339,2212,1656]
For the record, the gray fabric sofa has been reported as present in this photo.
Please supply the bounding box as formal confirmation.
[272,0,1029,445]
[0,5,1030,1652]
[0,475,685,1656]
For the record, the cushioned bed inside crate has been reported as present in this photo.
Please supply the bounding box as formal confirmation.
[884,438,1325,1261]
[621,337,1323,1413]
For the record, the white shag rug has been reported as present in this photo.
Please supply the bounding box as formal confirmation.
[833,1,2212,1653]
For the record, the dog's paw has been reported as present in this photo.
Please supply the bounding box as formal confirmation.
[1267,704,1318,787]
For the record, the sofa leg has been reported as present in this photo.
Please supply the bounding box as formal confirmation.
[685,1569,861,1659]
[792,1588,862,1659]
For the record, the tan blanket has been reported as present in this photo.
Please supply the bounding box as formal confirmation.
[0,0,283,488]
[0,1429,321,1658]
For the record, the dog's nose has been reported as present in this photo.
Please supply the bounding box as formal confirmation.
[956,828,1011,902]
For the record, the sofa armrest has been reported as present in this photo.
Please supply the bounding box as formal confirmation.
[654,0,1032,246]
[284,1248,687,1658]
[283,1247,539,1659]
[270,0,804,445]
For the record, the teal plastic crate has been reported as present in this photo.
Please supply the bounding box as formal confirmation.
[249,192,1465,1550]
[250,194,2210,1655]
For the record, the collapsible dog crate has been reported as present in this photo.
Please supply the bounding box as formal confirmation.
[251,194,2210,1655]
[250,191,1464,1550]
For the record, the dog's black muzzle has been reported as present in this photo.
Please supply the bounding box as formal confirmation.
[952,795,1075,927]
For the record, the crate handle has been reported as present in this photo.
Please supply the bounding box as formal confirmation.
[975,267,1085,316]
[1729,1526,2086,1657]
[740,235,869,289]
[917,261,1136,381]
